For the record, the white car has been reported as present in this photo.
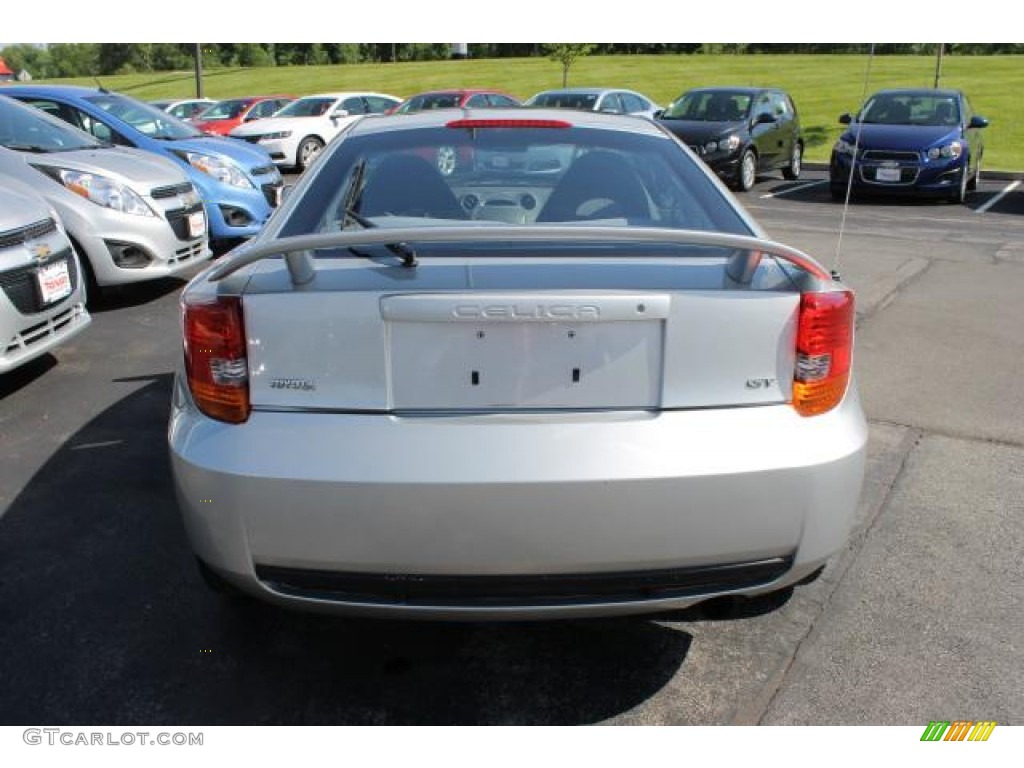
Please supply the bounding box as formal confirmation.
[525,88,662,119]
[1,177,90,373]
[170,109,867,620]
[149,98,216,121]
[228,92,402,171]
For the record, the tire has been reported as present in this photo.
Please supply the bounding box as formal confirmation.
[68,234,104,307]
[949,161,969,204]
[735,149,757,192]
[782,142,802,180]
[967,155,981,192]
[295,136,324,172]
[830,183,847,201]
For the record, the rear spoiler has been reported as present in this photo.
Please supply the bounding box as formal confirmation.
[206,226,832,287]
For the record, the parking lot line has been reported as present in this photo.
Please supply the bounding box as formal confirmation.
[975,180,1021,214]
[760,180,826,199]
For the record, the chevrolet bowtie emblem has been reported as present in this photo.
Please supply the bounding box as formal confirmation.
[29,243,52,261]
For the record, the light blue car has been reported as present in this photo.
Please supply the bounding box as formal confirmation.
[1,85,284,243]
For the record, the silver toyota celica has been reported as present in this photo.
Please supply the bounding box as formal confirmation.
[169,109,867,620]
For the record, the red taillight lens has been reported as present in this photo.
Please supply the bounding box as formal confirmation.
[793,290,854,417]
[183,294,250,424]
[445,118,572,130]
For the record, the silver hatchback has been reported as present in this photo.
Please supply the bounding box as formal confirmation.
[0,178,90,373]
[170,110,867,620]
[0,95,209,291]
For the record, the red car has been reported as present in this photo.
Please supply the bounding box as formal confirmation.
[390,89,520,115]
[192,95,295,136]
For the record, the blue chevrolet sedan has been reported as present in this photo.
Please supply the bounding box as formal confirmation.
[0,85,283,242]
[829,88,988,204]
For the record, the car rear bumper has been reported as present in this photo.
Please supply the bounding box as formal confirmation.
[169,383,867,619]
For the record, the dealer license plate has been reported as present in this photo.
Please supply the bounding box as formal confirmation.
[876,166,901,183]
[188,211,207,238]
[37,260,72,304]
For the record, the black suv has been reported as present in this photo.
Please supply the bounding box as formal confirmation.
[656,87,803,191]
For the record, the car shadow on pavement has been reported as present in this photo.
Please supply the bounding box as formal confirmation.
[0,373,693,725]
[0,354,57,400]
[89,277,191,314]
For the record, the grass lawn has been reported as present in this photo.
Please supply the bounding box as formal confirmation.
[36,54,1024,170]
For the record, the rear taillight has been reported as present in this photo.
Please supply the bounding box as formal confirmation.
[183,294,250,424]
[793,290,854,417]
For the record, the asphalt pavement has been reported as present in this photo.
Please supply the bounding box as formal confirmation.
[0,171,1021,725]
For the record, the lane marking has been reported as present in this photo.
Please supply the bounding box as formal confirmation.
[759,180,826,199]
[975,180,1020,214]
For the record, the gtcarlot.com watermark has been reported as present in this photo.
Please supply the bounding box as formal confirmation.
[23,728,203,747]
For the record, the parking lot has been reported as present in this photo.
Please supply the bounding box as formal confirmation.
[1,168,1022,725]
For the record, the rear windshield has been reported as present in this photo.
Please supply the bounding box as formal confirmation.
[280,123,752,241]
[395,94,462,114]
[860,94,960,126]
[198,99,249,120]
[527,93,599,111]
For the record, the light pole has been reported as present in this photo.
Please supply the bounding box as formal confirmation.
[194,43,204,99]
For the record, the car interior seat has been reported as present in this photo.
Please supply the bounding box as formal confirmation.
[357,154,466,220]
[536,150,650,222]
[933,101,957,125]
[706,94,731,121]
[885,101,911,124]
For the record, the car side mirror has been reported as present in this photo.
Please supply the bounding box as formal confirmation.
[243,114,259,122]
[330,109,350,120]
[969,115,989,129]
[839,113,852,125]
[653,109,664,119]
[754,112,777,125]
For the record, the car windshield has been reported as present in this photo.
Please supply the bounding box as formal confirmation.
[528,93,600,111]
[860,94,960,126]
[86,93,201,139]
[396,94,462,114]
[198,99,249,120]
[280,122,752,243]
[0,95,105,152]
[662,91,753,122]
[275,98,335,118]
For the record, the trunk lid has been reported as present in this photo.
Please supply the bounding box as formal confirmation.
[240,257,799,412]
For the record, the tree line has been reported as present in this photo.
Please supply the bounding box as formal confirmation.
[2,43,1020,80]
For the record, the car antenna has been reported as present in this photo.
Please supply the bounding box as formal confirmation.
[832,42,875,282]
[93,77,109,94]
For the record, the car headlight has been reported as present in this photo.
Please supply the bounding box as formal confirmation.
[926,140,963,160]
[705,134,741,154]
[178,151,255,189]
[260,131,292,141]
[35,166,155,216]
[834,139,858,155]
